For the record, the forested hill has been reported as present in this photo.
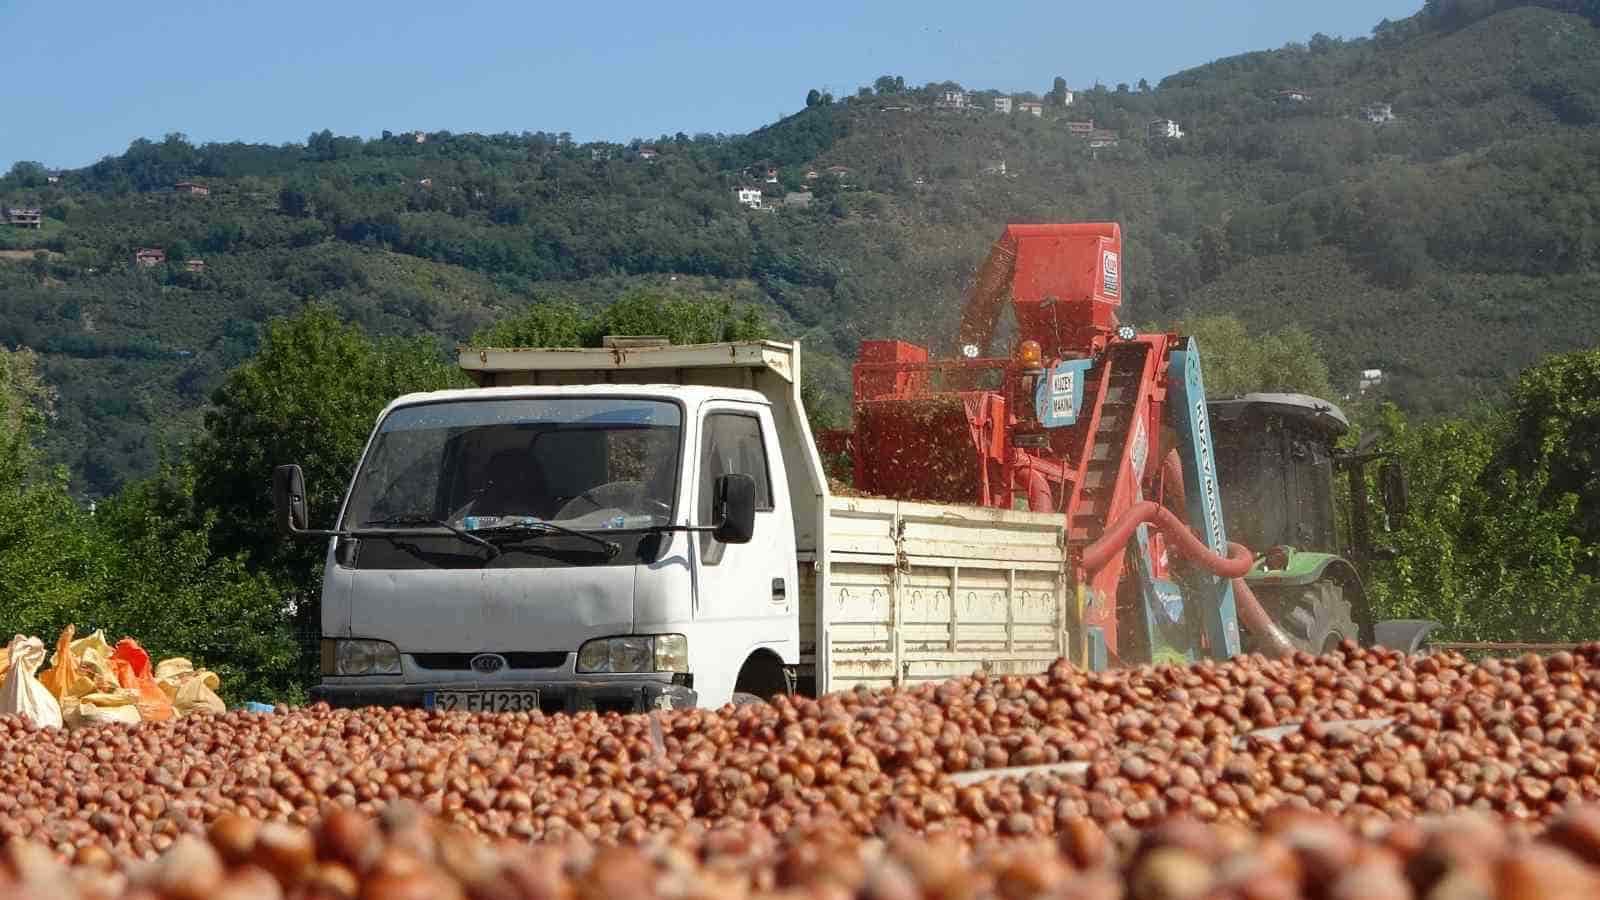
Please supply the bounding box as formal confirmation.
[3,0,1599,499]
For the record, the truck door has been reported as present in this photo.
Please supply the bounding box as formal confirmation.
[690,404,796,704]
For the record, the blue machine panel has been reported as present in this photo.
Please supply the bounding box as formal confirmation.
[1166,339,1242,658]
[1034,358,1094,428]
[1085,626,1109,672]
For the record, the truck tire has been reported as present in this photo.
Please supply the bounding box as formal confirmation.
[730,692,766,707]
[1281,579,1359,655]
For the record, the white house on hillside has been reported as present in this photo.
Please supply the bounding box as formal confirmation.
[1148,119,1184,140]
[993,96,1012,114]
[736,188,763,209]
[937,89,967,109]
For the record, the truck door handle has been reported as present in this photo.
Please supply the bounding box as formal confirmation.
[772,578,786,601]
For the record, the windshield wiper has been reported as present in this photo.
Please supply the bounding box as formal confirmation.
[360,515,500,557]
[469,519,621,558]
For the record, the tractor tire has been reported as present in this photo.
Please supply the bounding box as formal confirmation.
[1280,579,1360,656]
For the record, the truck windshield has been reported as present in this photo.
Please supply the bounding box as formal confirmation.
[343,397,681,533]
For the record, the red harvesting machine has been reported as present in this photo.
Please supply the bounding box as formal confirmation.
[821,223,1299,670]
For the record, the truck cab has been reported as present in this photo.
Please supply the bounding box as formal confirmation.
[284,377,802,714]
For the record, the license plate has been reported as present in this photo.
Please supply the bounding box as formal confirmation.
[427,691,540,713]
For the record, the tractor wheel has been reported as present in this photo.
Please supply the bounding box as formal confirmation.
[1279,579,1360,655]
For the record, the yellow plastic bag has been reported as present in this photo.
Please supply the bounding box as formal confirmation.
[173,676,225,717]
[0,635,64,729]
[65,629,119,693]
[155,658,225,717]
[153,657,196,697]
[73,690,142,726]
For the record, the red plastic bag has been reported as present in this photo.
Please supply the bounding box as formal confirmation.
[109,638,173,722]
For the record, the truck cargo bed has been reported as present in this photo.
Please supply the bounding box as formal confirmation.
[801,496,1070,694]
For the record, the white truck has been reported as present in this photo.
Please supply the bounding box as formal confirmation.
[273,339,1074,713]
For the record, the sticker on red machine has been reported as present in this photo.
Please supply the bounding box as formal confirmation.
[1102,251,1120,296]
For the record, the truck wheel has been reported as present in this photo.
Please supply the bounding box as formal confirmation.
[730,692,766,707]
[1283,580,1359,655]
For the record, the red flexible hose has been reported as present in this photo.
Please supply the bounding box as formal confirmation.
[1233,577,1298,659]
[1081,501,1251,576]
[1079,499,1298,658]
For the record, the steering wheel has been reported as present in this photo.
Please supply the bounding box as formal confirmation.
[554,481,661,520]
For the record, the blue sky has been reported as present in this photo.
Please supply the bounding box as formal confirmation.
[2,0,1420,171]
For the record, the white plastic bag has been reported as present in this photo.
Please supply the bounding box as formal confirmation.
[0,635,63,728]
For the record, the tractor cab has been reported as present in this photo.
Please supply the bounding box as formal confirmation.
[1206,393,1369,654]
[1207,393,1349,558]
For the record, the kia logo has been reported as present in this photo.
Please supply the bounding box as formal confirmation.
[470,653,507,674]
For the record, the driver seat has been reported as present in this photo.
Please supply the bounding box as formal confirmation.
[474,449,547,517]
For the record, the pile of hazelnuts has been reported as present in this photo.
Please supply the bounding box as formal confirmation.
[2,642,1599,896]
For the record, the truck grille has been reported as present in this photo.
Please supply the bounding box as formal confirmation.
[409,652,568,671]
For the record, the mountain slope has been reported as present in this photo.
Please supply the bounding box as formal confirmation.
[2,1,1598,496]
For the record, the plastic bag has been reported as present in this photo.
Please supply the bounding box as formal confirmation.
[0,646,9,684]
[74,690,142,726]
[154,658,225,717]
[0,635,63,728]
[40,625,96,706]
[173,677,225,717]
[65,629,119,693]
[109,638,173,722]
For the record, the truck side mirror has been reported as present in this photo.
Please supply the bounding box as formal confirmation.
[273,464,309,536]
[712,473,757,545]
[1380,461,1408,527]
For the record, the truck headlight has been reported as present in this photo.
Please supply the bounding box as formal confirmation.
[576,635,688,674]
[327,639,401,676]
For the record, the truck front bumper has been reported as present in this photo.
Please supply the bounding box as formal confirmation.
[310,678,697,714]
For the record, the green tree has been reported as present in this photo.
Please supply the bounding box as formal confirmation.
[592,290,768,345]
[1364,403,1598,643]
[88,465,303,702]
[1281,209,1318,252]
[474,290,769,349]
[806,89,822,108]
[1494,349,1600,549]
[473,301,586,346]
[0,348,303,701]
[873,75,905,95]
[1156,315,1334,398]
[190,304,463,590]
[6,161,47,189]
[0,347,53,488]
[1051,76,1068,105]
